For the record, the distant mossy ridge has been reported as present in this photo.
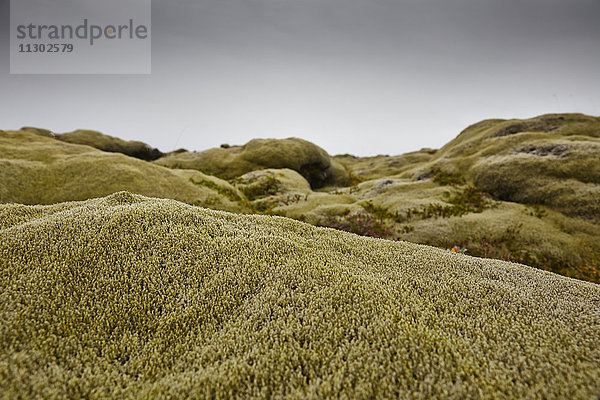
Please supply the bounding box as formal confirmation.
[1,112,599,283]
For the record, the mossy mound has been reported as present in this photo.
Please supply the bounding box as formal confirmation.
[21,126,55,138]
[268,114,600,282]
[335,148,437,181]
[274,177,600,282]
[0,130,241,211]
[55,129,164,161]
[228,168,311,213]
[470,141,600,219]
[1,192,599,399]
[3,114,600,283]
[155,138,350,188]
[233,168,311,200]
[420,113,600,220]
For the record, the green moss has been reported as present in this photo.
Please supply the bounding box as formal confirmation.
[334,149,435,181]
[472,151,600,220]
[443,186,495,214]
[426,113,600,221]
[190,178,241,201]
[3,113,600,285]
[362,200,405,223]
[447,222,599,282]
[155,138,349,188]
[0,129,241,212]
[1,192,599,398]
[430,167,466,186]
[317,186,493,240]
[359,186,493,224]
[234,174,280,200]
[57,129,164,161]
[317,210,393,238]
[526,205,548,219]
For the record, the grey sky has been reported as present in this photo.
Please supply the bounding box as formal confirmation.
[1,0,599,156]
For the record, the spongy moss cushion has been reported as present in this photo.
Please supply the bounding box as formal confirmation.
[1,192,598,399]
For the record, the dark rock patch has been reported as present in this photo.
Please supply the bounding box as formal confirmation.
[518,143,571,157]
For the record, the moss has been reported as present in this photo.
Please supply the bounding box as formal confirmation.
[334,149,435,181]
[430,167,466,186]
[362,200,405,223]
[447,222,598,282]
[317,209,393,239]
[235,174,280,200]
[156,138,349,188]
[358,186,493,225]
[526,205,548,219]
[443,186,495,214]
[190,178,241,202]
[57,129,164,161]
[318,186,493,240]
[347,170,365,186]
[3,114,600,285]
[21,126,55,138]
[0,129,241,211]
[403,203,600,283]
[471,152,600,220]
[0,192,599,399]
[415,114,600,222]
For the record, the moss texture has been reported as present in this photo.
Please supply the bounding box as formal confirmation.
[56,129,164,161]
[334,148,437,181]
[1,192,599,399]
[325,114,600,281]
[155,138,350,188]
[422,113,600,221]
[0,129,241,212]
[2,114,600,283]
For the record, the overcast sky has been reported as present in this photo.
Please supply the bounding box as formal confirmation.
[1,0,599,156]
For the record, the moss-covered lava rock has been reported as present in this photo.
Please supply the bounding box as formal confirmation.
[155,137,350,188]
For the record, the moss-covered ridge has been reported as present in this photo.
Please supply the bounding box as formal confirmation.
[155,137,350,188]
[0,129,244,211]
[415,113,600,220]
[325,113,600,282]
[2,113,599,283]
[1,192,599,399]
[21,127,164,161]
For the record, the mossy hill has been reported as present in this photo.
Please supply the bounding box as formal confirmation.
[1,113,599,282]
[1,192,598,398]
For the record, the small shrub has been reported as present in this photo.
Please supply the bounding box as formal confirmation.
[318,212,393,239]
[190,178,240,201]
[348,171,365,186]
[406,186,495,221]
[362,201,405,223]
[280,193,306,206]
[444,186,494,214]
[431,167,465,186]
[237,175,280,201]
[527,205,548,219]
[401,225,415,234]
